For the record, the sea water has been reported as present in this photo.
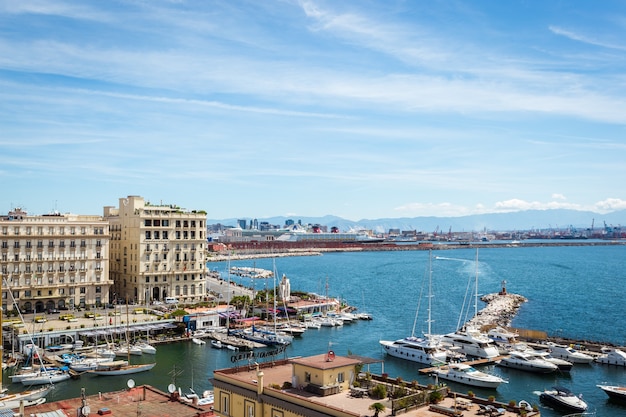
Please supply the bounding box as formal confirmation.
[13,244,626,417]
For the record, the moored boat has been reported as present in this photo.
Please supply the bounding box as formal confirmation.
[597,384,626,403]
[540,386,588,413]
[431,363,507,389]
[595,347,626,366]
[90,360,156,376]
[497,350,558,373]
[546,342,594,364]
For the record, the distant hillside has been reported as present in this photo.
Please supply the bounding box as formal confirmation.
[207,209,626,233]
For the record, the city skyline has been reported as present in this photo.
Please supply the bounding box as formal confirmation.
[2,1,626,220]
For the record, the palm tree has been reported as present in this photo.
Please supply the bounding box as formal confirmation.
[369,402,386,417]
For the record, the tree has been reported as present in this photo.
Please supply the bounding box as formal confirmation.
[369,402,386,417]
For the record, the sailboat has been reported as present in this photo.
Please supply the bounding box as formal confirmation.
[90,304,156,376]
[0,278,52,407]
[440,249,500,359]
[379,251,453,365]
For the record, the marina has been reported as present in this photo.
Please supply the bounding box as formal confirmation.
[2,244,626,417]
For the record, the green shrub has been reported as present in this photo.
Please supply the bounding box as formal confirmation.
[371,384,387,399]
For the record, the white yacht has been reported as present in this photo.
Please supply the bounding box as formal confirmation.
[431,363,507,389]
[497,350,558,373]
[546,342,594,364]
[380,251,456,366]
[441,326,500,359]
[596,347,626,366]
[379,336,450,366]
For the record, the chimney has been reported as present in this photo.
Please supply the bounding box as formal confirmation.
[256,364,264,396]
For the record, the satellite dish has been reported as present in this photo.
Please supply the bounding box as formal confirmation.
[127,379,135,389]
[167,383,176,393]
[81,405,91,416]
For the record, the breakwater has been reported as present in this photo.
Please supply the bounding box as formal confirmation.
[206,239,626,262]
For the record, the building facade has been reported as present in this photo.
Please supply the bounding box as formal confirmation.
[104,196,207,305]
[0,208,112,312]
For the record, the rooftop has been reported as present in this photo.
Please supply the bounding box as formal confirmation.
[214,356,534,417]
[16,385,213,417]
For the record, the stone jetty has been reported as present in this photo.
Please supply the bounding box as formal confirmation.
[467,292,528,329]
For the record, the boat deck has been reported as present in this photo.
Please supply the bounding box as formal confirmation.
[419,356,505,374]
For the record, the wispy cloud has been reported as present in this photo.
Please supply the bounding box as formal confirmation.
[549,26,626,51]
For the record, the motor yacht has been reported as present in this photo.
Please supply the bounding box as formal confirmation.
[430,363,507,389]
[379,336,450,366]
[441,326,500,359]
[540,386,588,413]
[595,347,626,366]
[597,384,626,403]
[546,342,594,364]
[498,350,558,373]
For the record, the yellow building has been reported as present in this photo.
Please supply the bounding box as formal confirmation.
[104,196,207,304]
[0,208,112,312]
[211,352,369,417]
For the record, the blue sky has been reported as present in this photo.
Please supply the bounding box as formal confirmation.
[2,0,626,221]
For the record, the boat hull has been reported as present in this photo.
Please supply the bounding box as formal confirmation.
[91,363,156,376]
[597,385,626,403]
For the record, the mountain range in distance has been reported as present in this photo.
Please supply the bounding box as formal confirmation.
[207,209,626,234]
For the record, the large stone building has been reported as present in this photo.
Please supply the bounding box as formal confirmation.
[104,196,207,305]
[0,208,112,312]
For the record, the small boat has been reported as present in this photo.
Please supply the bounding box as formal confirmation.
[114,344,143,357]
[597,384,626,403]
[90,360,156,376]
[595,347,626,366]
[540,386,588,413]
[546,342,594,364]
[182,388,214,407]
[0,385,51,409]
[211,340,223,349]
[69,357,114,372]
[192,338,206,345]
[20,369,71,385]
[136,343,157,355]
[431,363,507,389]
[498,350,558,373]
[225,344,238,351]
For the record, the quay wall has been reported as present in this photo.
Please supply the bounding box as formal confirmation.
[207,240,626,262]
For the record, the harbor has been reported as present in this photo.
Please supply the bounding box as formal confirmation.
[2,245,626,417]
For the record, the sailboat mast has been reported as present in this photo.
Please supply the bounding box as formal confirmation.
[427,250,433,337]
[474,249,479,318]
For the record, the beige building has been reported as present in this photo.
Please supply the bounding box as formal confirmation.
[104,196,207,305]
[211,352,365,417]
[0,208,112,312]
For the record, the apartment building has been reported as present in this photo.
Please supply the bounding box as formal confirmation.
[0,208,111,313]
[104,196,207,305]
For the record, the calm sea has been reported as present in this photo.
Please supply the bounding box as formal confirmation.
[10,244,626,416]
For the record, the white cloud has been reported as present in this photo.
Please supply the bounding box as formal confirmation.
[549,26,626,51]
[552,193,567,200]
[594,198,626,212]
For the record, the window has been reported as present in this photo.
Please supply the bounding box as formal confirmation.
[80,287,86,294]
[145,231,151,240]
[162,231,168,239]
[338,372,345,383]
[145,219,152,227]
[305,372,311,382]
[95,286,101,293]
